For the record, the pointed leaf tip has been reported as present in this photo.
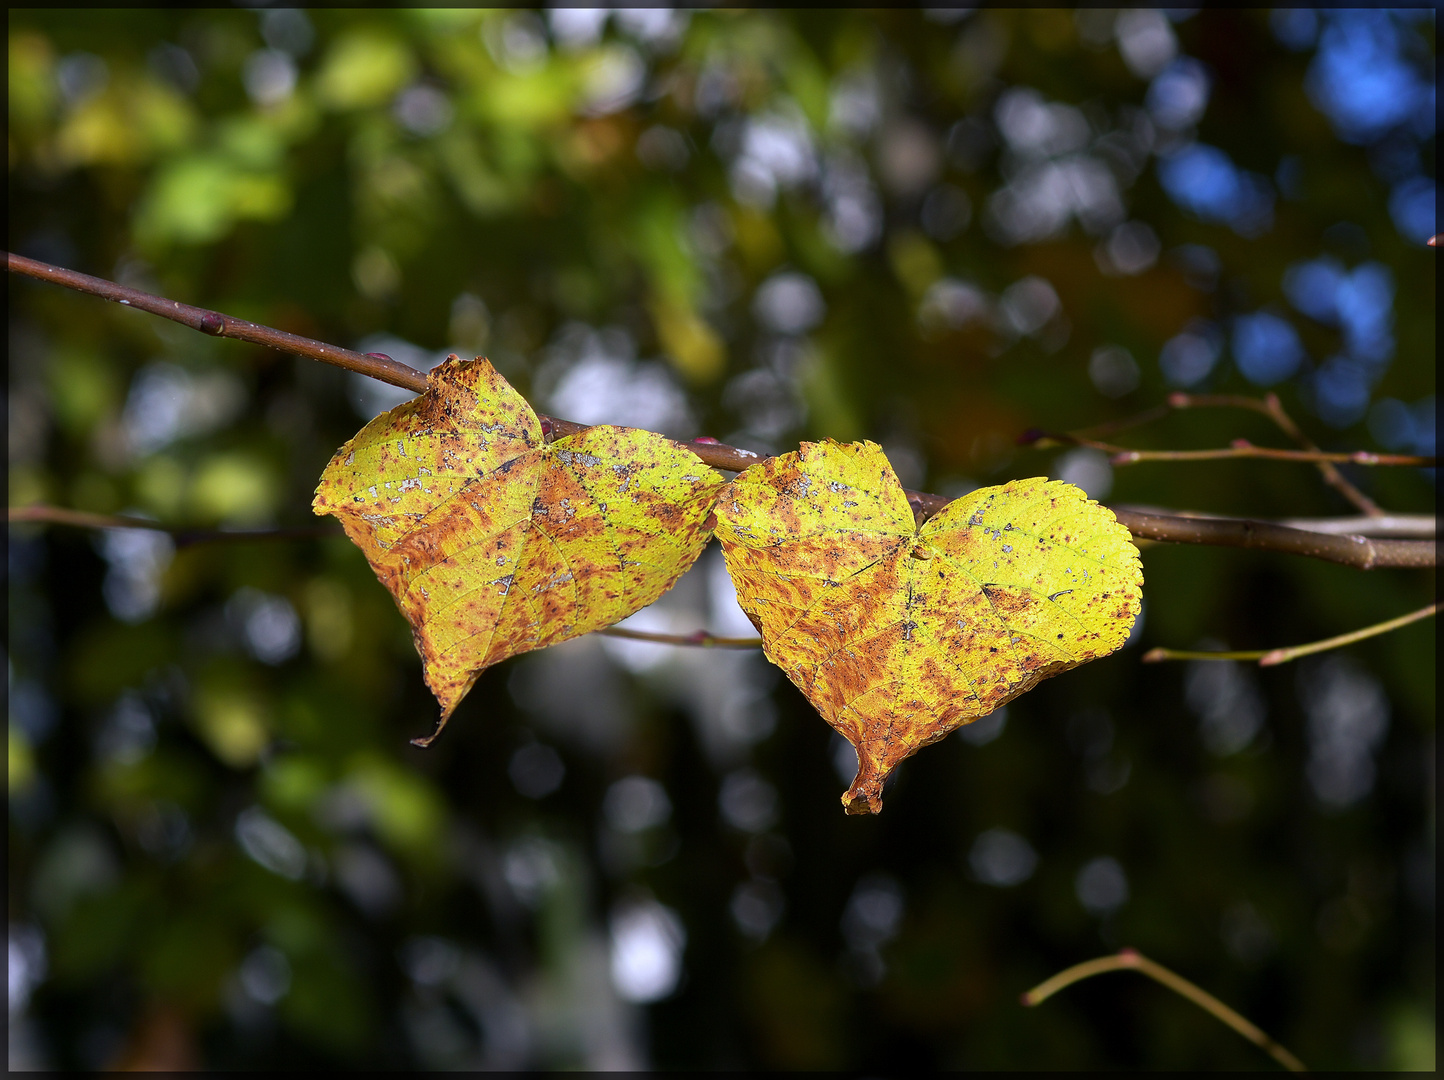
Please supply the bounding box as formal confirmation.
[316,358,725,737]
[714,442,1141,814]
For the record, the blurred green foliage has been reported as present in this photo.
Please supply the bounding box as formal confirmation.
[7,8,1435,1071]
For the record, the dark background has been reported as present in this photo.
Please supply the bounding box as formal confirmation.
[7,8,1435,1070]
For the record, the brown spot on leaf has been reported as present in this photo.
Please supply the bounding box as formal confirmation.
[714,451,1142,816]
[314,359,726,741]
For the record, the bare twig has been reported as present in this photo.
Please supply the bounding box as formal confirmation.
[1022,948,1306,1072]
[1023,429,1432,467]
[4,250,767,476]
[1141,646,1273,663]
[598,626,762,648]
[1108,508,1434,569]
[7,504,337,547]
[1064,392,1386,514]
[1109,442,1433,467]
[1249,392,1381,515]
[1068,403,1174,439]
[1142,602,1439,666]
[7,253,1436,571]
[7,251,430,394]
[9,505,174,533]
[1169,392,1384,514]
[1259,603,1439,665]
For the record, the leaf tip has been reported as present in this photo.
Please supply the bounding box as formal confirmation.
[841,773,885,815]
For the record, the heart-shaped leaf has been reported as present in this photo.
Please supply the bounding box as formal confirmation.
[314,357,723,741]
[714,440,1142,815]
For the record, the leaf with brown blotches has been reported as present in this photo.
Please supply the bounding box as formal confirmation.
[314,357,723,742]
[713,440,1142,815]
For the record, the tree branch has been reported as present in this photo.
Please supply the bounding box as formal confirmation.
[7,251,430,394]
[1111,508,1434,538]
[12,500,1432,570]
[8,253,1435,571]
[1109,508,1434,569]
[6,251,772,475]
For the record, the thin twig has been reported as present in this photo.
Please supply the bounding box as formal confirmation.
[1068,392,1385,514]
[1109,443,1433,467]
[1068,403,1174,439]
[6,253,1436,571]
[1259,603,1438,665]
[598,626,762,649]
[1251,392,1382,516]
[1024,430,1432,467]
[1141,647,1270,662]
[1021,948,1306,1072]
[6,504,337,547]
[1141,602,1438,666]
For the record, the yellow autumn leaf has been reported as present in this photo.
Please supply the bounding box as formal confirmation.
[314,357,723,741]
[714,440,1142,815]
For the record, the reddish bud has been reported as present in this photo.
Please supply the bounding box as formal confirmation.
[198,312,225,335]
[366,352,393,362]
[540,418,553,436]
[1231,438,1252,449]
[685,629,710,644]
[694,436,720,444]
